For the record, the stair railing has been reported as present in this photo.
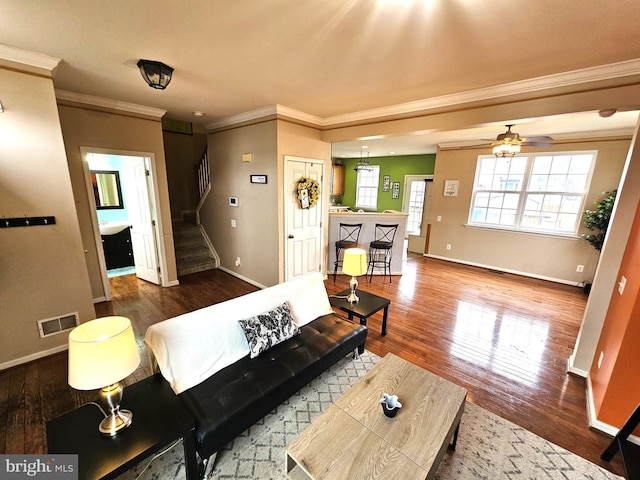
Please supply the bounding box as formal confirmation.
[193,148,220,268]
[195,150,211,226]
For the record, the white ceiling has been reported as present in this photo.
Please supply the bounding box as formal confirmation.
[2,0,640,156]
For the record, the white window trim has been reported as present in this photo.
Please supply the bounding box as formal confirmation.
[467,151,597,236]
[355,165,380,210]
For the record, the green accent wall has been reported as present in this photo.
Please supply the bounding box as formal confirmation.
[338,154,435,212]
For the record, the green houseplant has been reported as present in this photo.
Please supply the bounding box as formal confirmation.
[582,190,617,251]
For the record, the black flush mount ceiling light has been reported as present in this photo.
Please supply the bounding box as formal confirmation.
[136,59,174,90]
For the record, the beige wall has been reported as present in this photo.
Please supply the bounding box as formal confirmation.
[58,104,178,299]
[0,67,95,367]
[203,119,331,287]
[276,120,332,281]
[428,139,630,284]
[204,121,280,286]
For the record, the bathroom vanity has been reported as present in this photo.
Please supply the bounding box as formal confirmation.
[100,224,134,270]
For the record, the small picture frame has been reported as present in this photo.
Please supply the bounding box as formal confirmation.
[382,175,391,192]
[250,175,268,184]
[392,182,400,199]
[444,180,459,197]
[229,196,239,207]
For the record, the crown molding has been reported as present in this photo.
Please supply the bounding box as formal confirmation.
[205,105,277,130]
[55,89,167,118]
[321,59,640,127]
[0,43,61,74]
[205,104,323,130]
[208,58,640,130]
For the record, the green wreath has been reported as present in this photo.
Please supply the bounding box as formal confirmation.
[296,176,320,209]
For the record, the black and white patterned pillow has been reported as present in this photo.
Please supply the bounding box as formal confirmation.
[238,302,300,358]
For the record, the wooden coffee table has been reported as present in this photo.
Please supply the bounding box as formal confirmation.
[286,353,467,479]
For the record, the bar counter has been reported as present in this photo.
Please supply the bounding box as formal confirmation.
[328,210,408,277]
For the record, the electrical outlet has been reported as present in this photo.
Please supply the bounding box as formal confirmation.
[576,265,584,273]
[437,215,442,222]
[446,244,452,251]
[231,219,236,228]
[235,257,241,267]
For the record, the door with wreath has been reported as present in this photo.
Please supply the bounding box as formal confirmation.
[285,156,324,281]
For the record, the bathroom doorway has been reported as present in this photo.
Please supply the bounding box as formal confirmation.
[83,148,162,300]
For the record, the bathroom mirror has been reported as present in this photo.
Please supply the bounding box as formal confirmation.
[90,170,124,209]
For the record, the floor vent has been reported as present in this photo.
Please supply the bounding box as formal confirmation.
[37,312,79,338]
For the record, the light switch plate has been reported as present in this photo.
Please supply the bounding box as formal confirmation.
[618,275,627,295]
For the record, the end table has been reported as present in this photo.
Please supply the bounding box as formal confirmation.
[330,288,390,336]
[47,373,198,480]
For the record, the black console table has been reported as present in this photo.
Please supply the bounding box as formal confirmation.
[47,373,198,480]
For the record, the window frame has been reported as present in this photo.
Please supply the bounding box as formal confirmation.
[355,165,380,210]
[467,151,597,237]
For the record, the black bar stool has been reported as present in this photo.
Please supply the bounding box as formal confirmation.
[333,223,363,281]
[367,224,398,283]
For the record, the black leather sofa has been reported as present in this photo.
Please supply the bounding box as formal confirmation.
[178,313,367,470]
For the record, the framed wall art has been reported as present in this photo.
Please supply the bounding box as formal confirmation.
[382,175,391,192]
[392,182,400,199]
[444,180,459,197]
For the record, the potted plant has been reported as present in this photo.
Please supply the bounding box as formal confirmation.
[581,190,617,292]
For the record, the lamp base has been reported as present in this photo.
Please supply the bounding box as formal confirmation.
[347,276,359,303]
[99,382,133,436]
[99,409,133,436]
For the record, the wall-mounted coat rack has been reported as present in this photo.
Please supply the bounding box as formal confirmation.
[0,216,56,228]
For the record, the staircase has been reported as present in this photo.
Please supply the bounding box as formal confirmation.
[173,220,217,276]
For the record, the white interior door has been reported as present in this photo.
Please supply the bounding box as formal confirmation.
[285,157,324,281]
[121,156,160,284]
[402,175,434,237]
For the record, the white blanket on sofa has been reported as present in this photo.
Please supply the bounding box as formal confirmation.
[144,272,334,394]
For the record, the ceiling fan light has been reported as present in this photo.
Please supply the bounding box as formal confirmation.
[493,143,520,158]
[137,59,174,90]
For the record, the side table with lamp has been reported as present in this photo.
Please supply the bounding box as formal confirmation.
[330,248,391,337]
[47,316,198,480]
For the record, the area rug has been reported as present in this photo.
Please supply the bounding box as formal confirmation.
[116,351,622,480]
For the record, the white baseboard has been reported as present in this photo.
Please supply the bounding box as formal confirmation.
[425,254,580,286]
[567,353,589,377]
[0,344,68,371]
[198,224,220,268]
[93,295,107,304]
[586,374,640,446]
[585,375,618,436]
[165,279,180,287]
[218,267,267,289]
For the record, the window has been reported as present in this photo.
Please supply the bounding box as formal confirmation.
[355,165,380,209]
[469,152,596,235]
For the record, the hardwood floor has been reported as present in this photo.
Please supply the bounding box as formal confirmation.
[0,255,624,476]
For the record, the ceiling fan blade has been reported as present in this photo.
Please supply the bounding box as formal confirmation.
[521,141,552,147]
[521,135,553,142]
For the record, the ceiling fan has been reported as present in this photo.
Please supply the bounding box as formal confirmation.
[490,124,553,157]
